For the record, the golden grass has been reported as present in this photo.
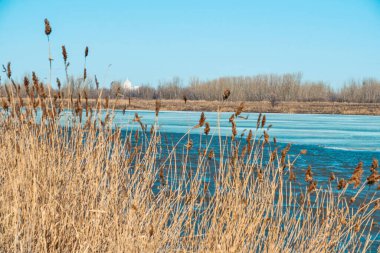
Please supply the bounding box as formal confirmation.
[0,86,378,252]
[63,98,380,115]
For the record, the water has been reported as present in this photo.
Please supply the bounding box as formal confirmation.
[110,110,380,249]
[112,110,380,152]
[63,109,380,250]
[110,110,380,187]
[106,110,380,180]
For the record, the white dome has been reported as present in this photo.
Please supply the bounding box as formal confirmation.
[123,79,132,90]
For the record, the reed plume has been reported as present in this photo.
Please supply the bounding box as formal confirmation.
[231,121,237,139]
[246,130,253,142]
[337,178,347,190]
[371,158,378,172]
[194,112,206,128]
[32,72,39,90]
[44,18,53,92]
[222,89,231,101]
[229,114,234,123]
[62,45,68,64]
[289,167,296,181]
[208,149,214,159]
[235,102,244,117]
[56,78,61,90]
[133,112,144,130]
[329,172,336,182]
[185,139,193,150]
[307,181,317,193]
[256,113,262,129]
[44,18,52,36]
[6,62,11,79]
[261,115,266,128]
[348,161,364,188]
[264,131,269,144]
[204,122,210,135]
[23,76,30,94]
[305,165,313,182]
[83,46,89,81]
[280,144,291,167]
[367,168,380,185]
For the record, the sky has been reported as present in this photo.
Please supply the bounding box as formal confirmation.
[1,0,380,88]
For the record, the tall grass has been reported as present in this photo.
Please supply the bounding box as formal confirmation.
[0,19,379,253]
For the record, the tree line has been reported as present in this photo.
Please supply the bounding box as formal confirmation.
[2,73,380,103]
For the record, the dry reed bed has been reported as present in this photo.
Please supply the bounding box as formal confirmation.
[0,90,379,251]
[4,98,380,115]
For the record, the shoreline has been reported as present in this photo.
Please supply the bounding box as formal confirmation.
[106,99,380,116]
[13,98,380,115]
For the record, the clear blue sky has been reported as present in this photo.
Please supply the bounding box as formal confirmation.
[1,0,380,88]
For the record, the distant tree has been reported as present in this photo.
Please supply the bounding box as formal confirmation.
[269,93,277,108]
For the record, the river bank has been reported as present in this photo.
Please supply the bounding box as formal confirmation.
[105,99,380,115]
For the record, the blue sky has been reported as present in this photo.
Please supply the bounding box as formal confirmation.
[1,0,380,88]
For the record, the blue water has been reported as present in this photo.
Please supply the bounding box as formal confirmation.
[112,110,380,152]
[109,110,380,184]
[61,109,380,250]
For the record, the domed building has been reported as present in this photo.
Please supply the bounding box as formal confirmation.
[123,79,133,90]
[123,79,139,91]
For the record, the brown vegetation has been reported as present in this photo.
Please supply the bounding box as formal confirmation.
[45,98,379,115]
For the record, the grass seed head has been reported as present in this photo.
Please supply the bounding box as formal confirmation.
[305,165,313,182]
[56,78,61,90]
[85,46,89,57]
[371,158,378,172]
[44,18,52,36]
[246,130,252,143]
[222,89,231,100]
[235,102,244,117]
[367,170,380,185]
[204,122,210,135]
[261,115,266,128]
[62,45,68,63]
[23,76,30,91]
[264,131,269,144]
[348,161,364,188]
[289,169,296,181]
[6,62,11,79]
[208,149,214,159]
[329,172,336,182]
[337,178,347,190]
[185,139,193,150]
[256,113,262,129]
[307,181,317,193]
[32,72,39,89]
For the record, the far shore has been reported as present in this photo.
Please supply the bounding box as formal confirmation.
[11,98,380,115]
[81,98,380,116]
